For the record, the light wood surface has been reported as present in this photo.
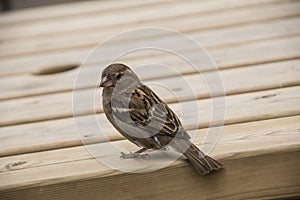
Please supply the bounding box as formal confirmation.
[1,16,299,58]
[0,0,286,40]
[0,0,175,26]
[0,1,300,76]
[0,116,299,199]
[1,65,300,127]
[0,0,299,199]
[1,39,300,100]
[0,85,299,157]
[0,0,296,58]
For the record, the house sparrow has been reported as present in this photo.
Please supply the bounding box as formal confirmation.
[100,63,223,175]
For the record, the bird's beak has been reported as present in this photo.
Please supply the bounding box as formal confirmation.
[100,76,113,87]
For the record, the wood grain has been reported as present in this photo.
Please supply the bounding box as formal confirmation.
[0,15,299,63]
[1,115,299,174]
[0,116,299,199]
[0,0,175,26]
[0,58,299,126]
[1,1,298,58]
[1,85,300,156]
[0,29,300,99]
[1,149,299,200]
[0,0,287,41]
[0,32,299,78]
[1,0,299,199]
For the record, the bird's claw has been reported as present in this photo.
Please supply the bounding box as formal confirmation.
[161,146,169,151]
[120,152,150,159]
[140,153,151,159]
[120,152,139,159]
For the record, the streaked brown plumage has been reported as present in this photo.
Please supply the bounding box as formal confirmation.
[100,63,223,175]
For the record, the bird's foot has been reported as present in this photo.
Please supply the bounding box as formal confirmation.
[161,146,169,151]
[120,152,150,159]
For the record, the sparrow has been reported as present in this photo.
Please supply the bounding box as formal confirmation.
[99,63,223,175]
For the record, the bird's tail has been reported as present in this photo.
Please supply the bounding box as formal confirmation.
[171,139,223,175]
[184,143,223,175]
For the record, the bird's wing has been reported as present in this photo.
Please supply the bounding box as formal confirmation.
[111,84,190,139]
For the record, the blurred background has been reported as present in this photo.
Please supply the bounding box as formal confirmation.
[0,0,89,11]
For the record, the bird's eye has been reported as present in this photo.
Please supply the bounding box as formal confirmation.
[116,73,122,79]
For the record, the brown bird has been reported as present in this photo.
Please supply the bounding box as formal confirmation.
[100,63,223,175]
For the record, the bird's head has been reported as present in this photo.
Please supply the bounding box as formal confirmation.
[99,63,138,88]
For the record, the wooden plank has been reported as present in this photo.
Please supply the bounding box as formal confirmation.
[1,15,299,59]
[0,61,299,127]
[0,40,299,100]
[1,0,295,58]
[0,61,300,126]
[0,35,299,100]
[117,35,300,78]
[1,115,299,174]
[1,149,299,199]
[0,1,299,60]
[0,116,299,199]
[0,0,288,41]
[0,1,298,199]
[1,18,300,100]
[0,0,175,26]
[1,115,299,173]
[0,85,300,156]
[0,32,299,78]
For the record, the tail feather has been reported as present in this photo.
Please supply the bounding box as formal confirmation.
[184,143,223,175]
[171,139,223,175]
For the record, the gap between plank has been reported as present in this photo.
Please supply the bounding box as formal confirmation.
[0,0,295,42]
[1,56,299,102]
[2,16,299,59]
[0,84,299,127]
[1,115,299,158]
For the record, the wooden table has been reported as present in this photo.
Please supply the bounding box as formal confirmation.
[0,0,300,199]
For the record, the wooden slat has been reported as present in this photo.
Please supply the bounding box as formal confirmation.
[1,0,296,59]
[1,18,300,100]
[0,85,300,157]
[1,61,300,127]
[0,1,299,61]
[0,0,288,41]
[1,15,299,60]
[118,35,300,78]
[0,43,299,119]
[0,0,174,26]
[1,60,300,125]
[0,0,299,199]
[1,149,299,199]
[0,116,299,199]
[0,32,299,78]
[1,115,299,174]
